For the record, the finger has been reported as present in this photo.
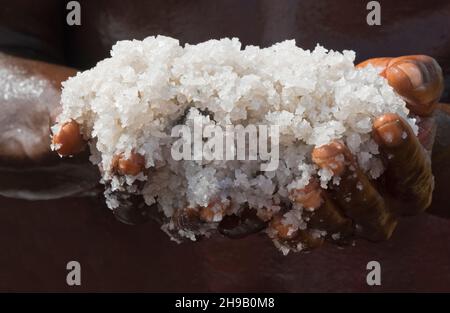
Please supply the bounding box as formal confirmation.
[177,202,267,239]
[51,120,85,156]
[112,151,146,176]
[372,113,434,215]
[290,179,354,243]
[198,199,229,223]
[268,214,324,252]
[312,141,397,241]
[357,56,444,116]
[385,55,444,116]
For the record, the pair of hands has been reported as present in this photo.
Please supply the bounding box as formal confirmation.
[0,53,445,250]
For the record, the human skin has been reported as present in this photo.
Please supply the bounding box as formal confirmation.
[0,53,99,199]
[0,0,449,291]
[48,54,444,247]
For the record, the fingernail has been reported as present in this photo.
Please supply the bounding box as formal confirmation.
[52,120,85,156]
[372,114,408,147]
[312,141,348,176]
[395,62,424,90]
[112,151,146,176]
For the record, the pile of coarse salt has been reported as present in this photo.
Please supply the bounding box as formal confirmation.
[52,36,416,253]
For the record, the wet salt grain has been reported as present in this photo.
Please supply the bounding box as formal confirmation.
[402,131,408,139]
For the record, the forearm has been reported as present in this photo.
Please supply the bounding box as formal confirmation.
[0,53,76,165]
[0,53,99,199]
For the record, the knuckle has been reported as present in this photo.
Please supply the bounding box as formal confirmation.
[372,113,410,147]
